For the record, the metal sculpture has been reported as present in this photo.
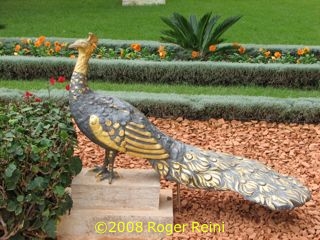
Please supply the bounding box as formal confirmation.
[68,33,311,211]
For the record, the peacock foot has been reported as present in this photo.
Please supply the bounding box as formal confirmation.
[91,166,119,183]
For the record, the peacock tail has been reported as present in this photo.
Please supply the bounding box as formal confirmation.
[151,144,311,210]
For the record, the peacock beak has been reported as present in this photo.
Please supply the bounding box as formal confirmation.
[68,42,78,49]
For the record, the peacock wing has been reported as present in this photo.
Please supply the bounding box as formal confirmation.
[89,95,170,160]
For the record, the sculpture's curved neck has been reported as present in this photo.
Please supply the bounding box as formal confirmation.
[73,50,91,75]
[70,49,93,99]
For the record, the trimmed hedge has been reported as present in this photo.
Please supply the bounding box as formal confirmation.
[1,88,320,123]
[0,56,319,89]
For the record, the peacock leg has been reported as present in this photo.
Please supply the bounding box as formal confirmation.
[93,149,118,182]
[107,150,118,184]
[92,149,109,179]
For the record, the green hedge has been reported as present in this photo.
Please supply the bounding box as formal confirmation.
[0,56,319,89]
[1,88,320,123]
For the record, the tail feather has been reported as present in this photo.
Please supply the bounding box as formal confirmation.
[162,145,311,211]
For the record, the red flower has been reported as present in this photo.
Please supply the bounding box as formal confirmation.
[57,76,66,83]
[25,91,33,97]
[49,77,56,85]
[34,97,42,102]
[24,91,33,99]
[65,84,70,91]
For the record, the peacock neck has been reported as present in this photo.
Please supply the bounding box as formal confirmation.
[69,51,93,100]
[73,52,91,75]
[69,71,92,100]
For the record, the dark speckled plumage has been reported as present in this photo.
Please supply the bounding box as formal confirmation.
[68,34,311,211]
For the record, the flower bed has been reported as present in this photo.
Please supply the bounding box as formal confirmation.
[1,36,319,90]
[1,36,319,64]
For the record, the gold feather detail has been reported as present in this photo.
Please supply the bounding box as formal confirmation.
[125,137,163,150]
[89,115,125,152]
[126,125,152,137]
[125,131,158,143]
[127,151,169,160]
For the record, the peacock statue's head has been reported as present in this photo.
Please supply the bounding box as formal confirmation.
[69,32,98,56]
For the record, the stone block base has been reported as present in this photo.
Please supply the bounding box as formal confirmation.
[57,168,173,240]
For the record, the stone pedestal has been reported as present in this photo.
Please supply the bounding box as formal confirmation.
[57,168,173,240]
[122,0,165,6]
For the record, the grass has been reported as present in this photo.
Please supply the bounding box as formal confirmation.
[1,80,319,99]
[0,0,319,45]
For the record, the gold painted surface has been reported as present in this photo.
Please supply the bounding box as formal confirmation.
[126,145,167,154]
[125,137,162,150]
[126,125,152,137]
[105,120,112,126]
[89,115,125,152]
[126,131,158,143]
[128,122,145,129]
[127,151,169,160]
[119,129,125,136]
[156,161,169,177]
[89,115,169,161]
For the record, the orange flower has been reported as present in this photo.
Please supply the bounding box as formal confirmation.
[158,45,165,52]
[37,36,46,44]
[54,41,61,47]
[238,46,246,54]
[45,41,51,48]
[55,45,61,52]
[274,51,282,58]
[209,45,217,52]
[264,51,271,58]
[191,51,200,59]
[14,44,21,52]
[298,47,310,55]
[297,48,305,56]
[69,54,76,59]
[159,50,167,59]
[34,40,41,47]
[158,46,167,59]
[131,43,141,52]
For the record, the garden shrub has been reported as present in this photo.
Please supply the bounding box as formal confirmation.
[160,12,241,57]
[1,89,320,123]
[0,97,82,239]
[0,57,319,89]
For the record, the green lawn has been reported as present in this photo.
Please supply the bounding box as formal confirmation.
[0,0,319,45]
[1,80,319,98]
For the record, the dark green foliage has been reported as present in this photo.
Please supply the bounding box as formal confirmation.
[1,89,319,123]
[160,12,241,56]
[0,56,74,80]
[0,98,82,239]
[0,56,318,89]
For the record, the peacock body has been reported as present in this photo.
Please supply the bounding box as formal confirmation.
[68,33,311,211]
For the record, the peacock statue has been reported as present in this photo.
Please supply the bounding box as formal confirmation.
[68,33,311,211]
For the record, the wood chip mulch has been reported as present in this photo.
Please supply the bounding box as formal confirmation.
[74,117,320,240]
